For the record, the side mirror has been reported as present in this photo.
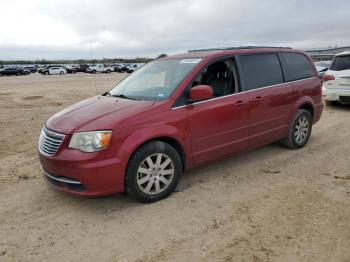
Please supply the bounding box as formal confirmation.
[188,85,214,102]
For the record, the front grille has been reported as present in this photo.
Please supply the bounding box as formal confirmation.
[38,127,65,156]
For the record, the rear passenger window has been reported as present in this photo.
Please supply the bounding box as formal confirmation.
[239,54,283,91]
[281,53,315,81]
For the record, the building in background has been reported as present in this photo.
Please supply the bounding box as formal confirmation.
[304,46,350,61]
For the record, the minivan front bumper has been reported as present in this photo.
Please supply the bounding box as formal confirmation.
[39,149,124,197]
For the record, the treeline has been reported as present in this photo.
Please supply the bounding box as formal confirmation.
[0,57,154,65]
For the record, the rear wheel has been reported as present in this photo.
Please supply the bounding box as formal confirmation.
[60,71,64,75]
[125,141,182,203]
[281,109,312,149]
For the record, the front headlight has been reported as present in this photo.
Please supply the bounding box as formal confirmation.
[69,131,112,152]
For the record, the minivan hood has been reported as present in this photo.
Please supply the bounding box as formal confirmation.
[46,96,155,134]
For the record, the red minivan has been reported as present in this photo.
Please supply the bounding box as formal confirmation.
[38,47,323,202]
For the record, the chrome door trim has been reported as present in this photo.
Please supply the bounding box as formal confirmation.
[171,77,316,110]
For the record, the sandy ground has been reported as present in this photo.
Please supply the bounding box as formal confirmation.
[0,73,349,262]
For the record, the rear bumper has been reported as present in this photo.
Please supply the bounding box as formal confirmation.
[39,150,125,197]
[324,88,350,102]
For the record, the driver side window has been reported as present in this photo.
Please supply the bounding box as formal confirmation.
[192,58,239,97]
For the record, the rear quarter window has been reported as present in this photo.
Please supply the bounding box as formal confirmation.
[281,52,315,81]
[239,53,284,91]
[330,55,350,71]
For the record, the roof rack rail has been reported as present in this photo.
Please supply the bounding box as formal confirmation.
[188,46,292,52]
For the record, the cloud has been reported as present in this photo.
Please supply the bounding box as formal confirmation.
[0,0,349,59]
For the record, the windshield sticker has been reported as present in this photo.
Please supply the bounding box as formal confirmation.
[180,59,202,64]
[158,93,165,97]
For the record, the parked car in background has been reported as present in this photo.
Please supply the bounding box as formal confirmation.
[86,64,114,73]
[38,46,323,203]
[323,52,350,105]
[23,66,38,73]
[0,66,30,76]
[65,65,77,74]
[120,64,144,73]
[113,64,122,72]
[38,65,61,74]
[40,66,67,75]
[119,64,134,73]
[76,64,90,73]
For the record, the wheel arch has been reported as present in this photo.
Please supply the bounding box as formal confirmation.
[299,102,314,120]
[126,136,187,173]
[284,96,315,135]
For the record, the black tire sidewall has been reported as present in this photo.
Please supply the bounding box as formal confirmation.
[125,141,182,203]
[288,109,313,149]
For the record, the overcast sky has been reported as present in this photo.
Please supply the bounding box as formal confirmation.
[1,0,349,60]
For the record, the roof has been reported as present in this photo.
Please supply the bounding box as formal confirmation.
[188,46,291,52]
[165,46,297,60]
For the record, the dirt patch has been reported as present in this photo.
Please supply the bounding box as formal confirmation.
[0,73,349,262]
[22,95,44,100]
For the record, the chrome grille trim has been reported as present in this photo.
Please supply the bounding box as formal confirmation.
[38,127,65,156]
[44,171,82,185]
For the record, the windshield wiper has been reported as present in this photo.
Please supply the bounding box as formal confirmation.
[113,94,139,100]
[103,91,112,97]
[103,92,139,100]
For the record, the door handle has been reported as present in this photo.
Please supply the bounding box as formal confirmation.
[234,100,247,106]
[252,96,263,103]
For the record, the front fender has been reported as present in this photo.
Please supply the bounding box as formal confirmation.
[115,124,191,181]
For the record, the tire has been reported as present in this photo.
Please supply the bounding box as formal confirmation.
[281,109,313,149]
[107,70,111,73]
[45,71,49,75]
[92,70,96,74]
[326,100,337,106]
[60,71,64,75]
[16,72,21,76]
[125,141,182,203]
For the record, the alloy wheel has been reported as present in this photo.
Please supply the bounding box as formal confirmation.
[136,153,175,195]
[294,116,309,144]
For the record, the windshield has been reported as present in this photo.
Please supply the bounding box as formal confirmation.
[330,55,350,71]
[109,58,200,101]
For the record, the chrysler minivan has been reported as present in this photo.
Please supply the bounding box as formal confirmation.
[38,46,323,202]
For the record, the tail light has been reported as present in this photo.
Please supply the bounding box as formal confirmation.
[323,74,335,82]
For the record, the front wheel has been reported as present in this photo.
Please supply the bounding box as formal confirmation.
[281,109,312,149]
[125,141,182,203]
